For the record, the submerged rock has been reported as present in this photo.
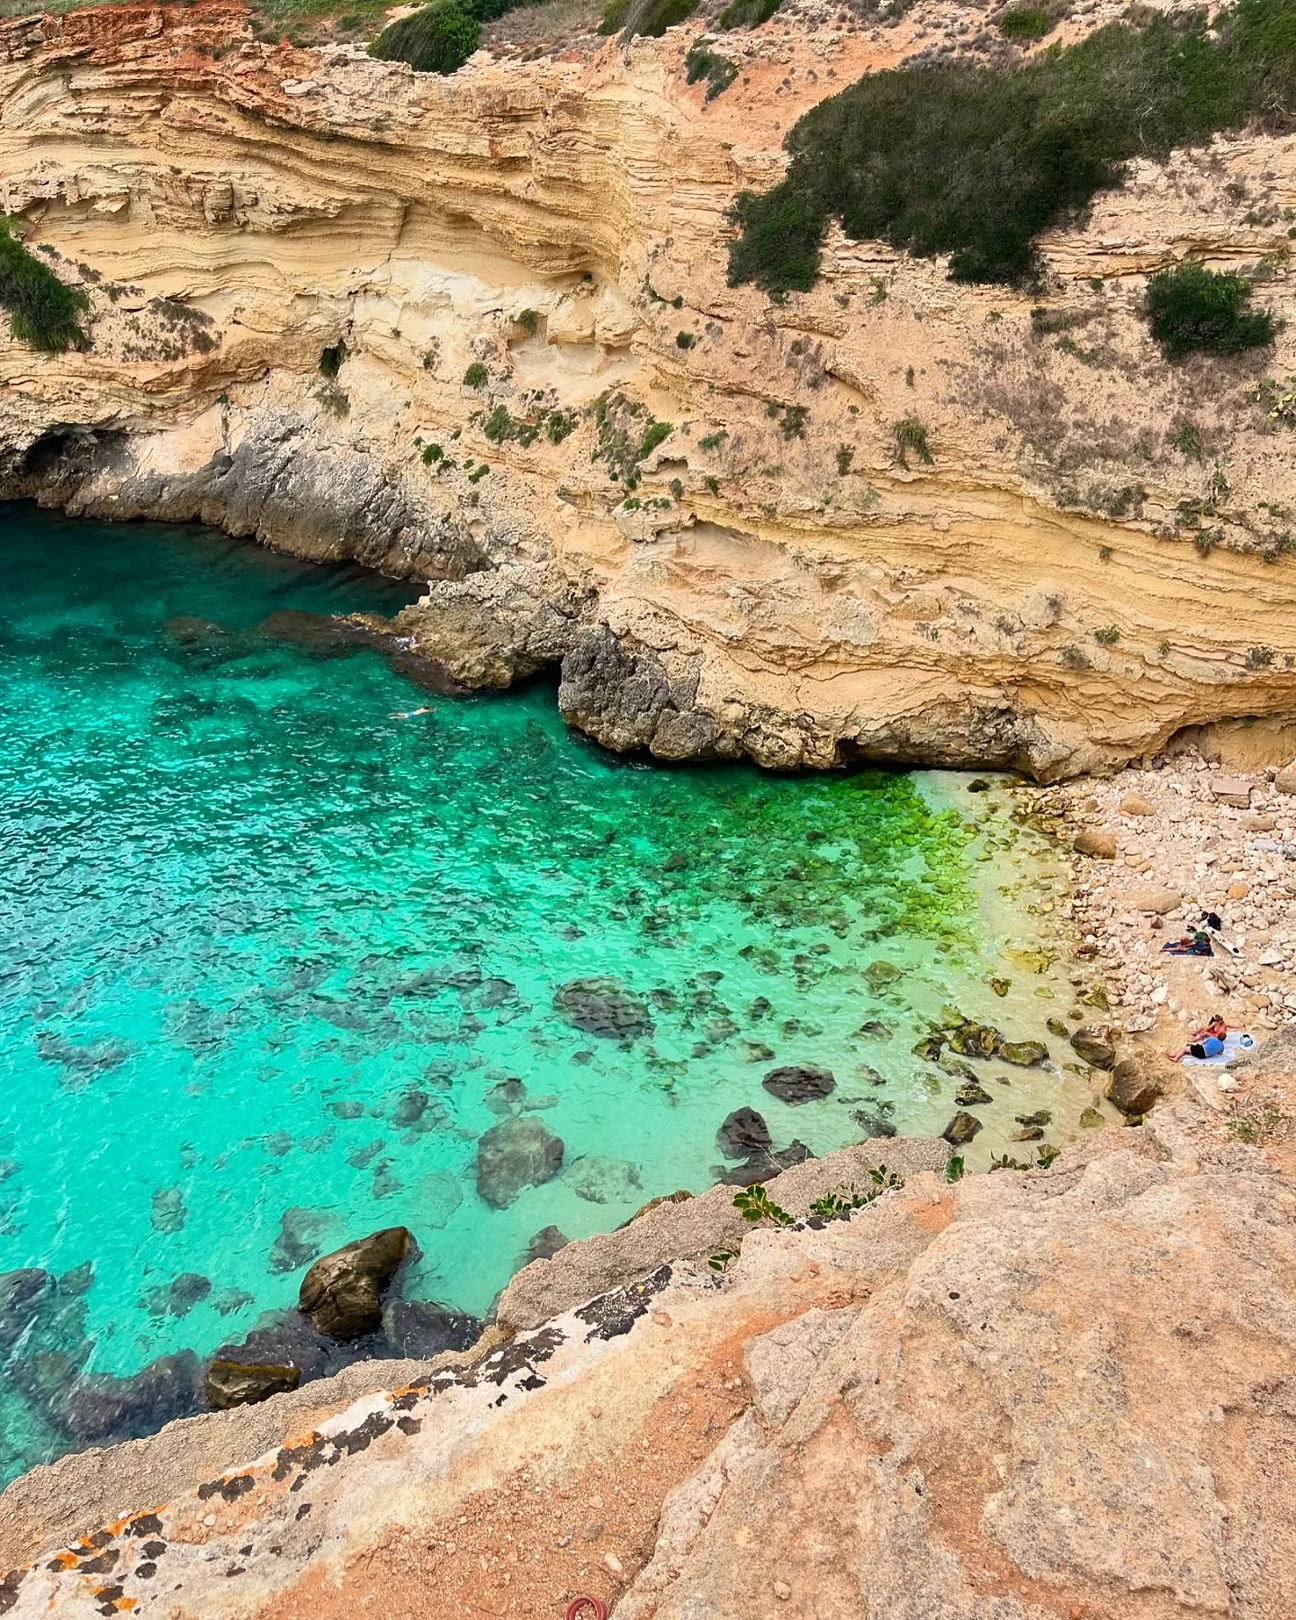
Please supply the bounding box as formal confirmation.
[947,1022,1004,1060]
[149,1186,187,1235]
[269,1206,338,1274]
[942,1111,983,1147]
[522,1225,570,1266]
[553,976,654,1040]
[476,1118,564,1208]
[716,1106,772,1159]
[299,1227,412,1340]
[206,1358,301,1410]
[852,1110,898,1139]
[999,1040,1049,1068]
[562,1156,642,1205]
[954,1081,994,1108]
[61,1351,202,1445]
[382,1300,480,1358]
[717,1140,815,1186]
[762,1064,836,1104]
[863,961,904,993]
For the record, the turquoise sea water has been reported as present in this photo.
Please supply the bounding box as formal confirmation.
[0,504,1081,1484]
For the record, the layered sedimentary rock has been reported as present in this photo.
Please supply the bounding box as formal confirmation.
[2,1,1296,775]
[2,1074,1294,1616]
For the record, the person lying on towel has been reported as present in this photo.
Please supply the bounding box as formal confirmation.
[1163,929,1213,956]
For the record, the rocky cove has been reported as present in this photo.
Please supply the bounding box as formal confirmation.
[0,0,1294,1609]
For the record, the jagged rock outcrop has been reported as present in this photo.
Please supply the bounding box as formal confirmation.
[0,1,1294,777]
[1,1073,1293,1616]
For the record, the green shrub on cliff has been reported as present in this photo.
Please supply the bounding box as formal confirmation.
[1144,262,1276,359]
[598,0,698,39]
[369,1,480,73]
[0,219,89,353]
[727,0,1296,297]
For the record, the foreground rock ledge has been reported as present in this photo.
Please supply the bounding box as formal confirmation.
[1,1086,1294,1618]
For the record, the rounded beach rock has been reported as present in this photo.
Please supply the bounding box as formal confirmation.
[298,1227,411,1340]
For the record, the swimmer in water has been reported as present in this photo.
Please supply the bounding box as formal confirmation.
[389,706,433,719]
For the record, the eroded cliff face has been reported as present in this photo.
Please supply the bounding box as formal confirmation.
[2,0,1296,775]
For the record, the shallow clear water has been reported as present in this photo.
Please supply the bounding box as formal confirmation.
[0,503,1088,1484]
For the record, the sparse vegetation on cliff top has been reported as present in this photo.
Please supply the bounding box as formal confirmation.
[0,218,89,353]
[369,0,481,72]
[728,0,1296,296]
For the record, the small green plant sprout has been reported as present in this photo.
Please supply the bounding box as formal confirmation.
[318,341,346,378]
[1093,624,1121,645]
[1168,415,1205,458]
[1226,1109,1283,1144]
[1145,262,1276,360]
[733,1184,794,1226]
[893,414,934,468]
[904,365,915,387]
[708,1245,741,1272]
[1245,644,1275,668]
[945,1155,966,1182]
[998,5,1052,40]
[1098,543,1113,562]
[870,277,889,304]
[1035,1143,1060,1169]
[1158,637,1172,656]
[698,429,728,451]
[1259,375,1296,424]
[421,442,444,465]
[704,474,720,494]
[516,308,540,337]
[836,444,855,476]
[463,360,488,388]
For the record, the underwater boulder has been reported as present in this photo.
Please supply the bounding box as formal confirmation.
[553,976,654,1040]
[852,1110,898,1139]
[716,1106,772,1159]
[206,1358,301,1410]
[269,1205,338,1274]
[942,1111,983,1147]
[716,1140,815,1187]
[476,1118,564,1208]
[955,1081,995,1108]
[863,961,904,993]
[1000,1040,1050,1068]
[299,1227,413,1340]
[61,1351,202,1445]
[383,1299,480,1358]
[0,1269,52,1351]
[947,1022,1005,1061]
[762,1064,836,1104]
[522,1225,570,1266]
[561,1155,643,1205]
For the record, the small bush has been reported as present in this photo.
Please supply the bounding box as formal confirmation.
[468,463,490,482]
[0,218,89,353]
[1245,644,1275,667]
[1144,261,1276,360]
[836,444,855,475]
[998,5,1052,39]
[780,405,809,439]
[719,0,780,25]
[422,443,444,464]
[1093,624,1121,645]
[483,404,513,442]
[893,414,933,467]
[369,2,480,75]
[600,0,697,38]
[516,308,540,337]
[698,429,727,450]
[318,341,346,378]
[463,360,489,387]
[685,39,739,100]
[676,330,695,349]
[546,409,576,444]
[639,420,673,457]
[1167,414,1204,458]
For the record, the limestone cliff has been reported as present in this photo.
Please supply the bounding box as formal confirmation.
[2,1055,1294,1617]
[2,0,1296,776]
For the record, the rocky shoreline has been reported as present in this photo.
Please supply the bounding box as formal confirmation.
[2,1059,1294,1616]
